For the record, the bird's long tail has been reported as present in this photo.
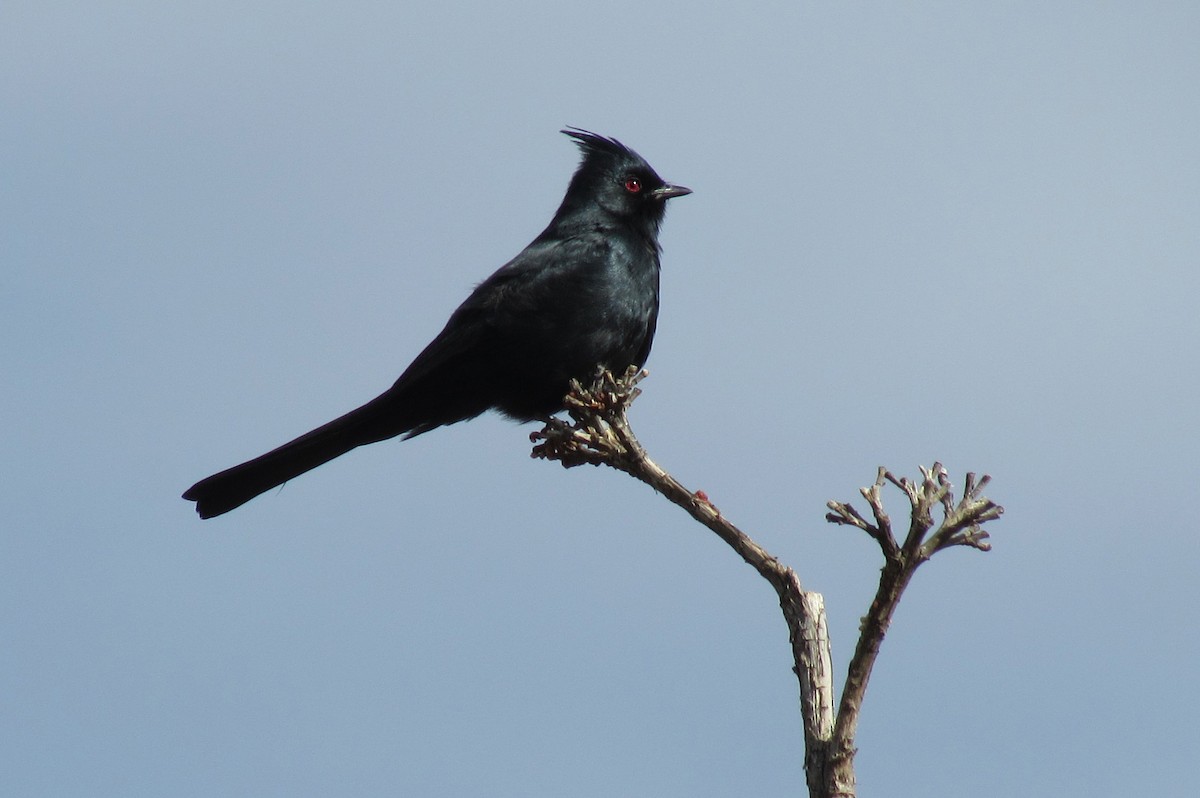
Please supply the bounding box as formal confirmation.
[182,395,405,519]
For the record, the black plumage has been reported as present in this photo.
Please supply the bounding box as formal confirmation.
[183,129,690,518]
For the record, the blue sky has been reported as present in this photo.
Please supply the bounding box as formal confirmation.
[4,3,1198,796]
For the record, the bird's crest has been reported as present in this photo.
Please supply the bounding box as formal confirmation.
[561,127,637,162]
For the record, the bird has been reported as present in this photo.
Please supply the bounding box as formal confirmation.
[183,128,691,518]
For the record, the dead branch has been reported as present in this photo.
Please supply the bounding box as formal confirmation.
[532,368,1003,798]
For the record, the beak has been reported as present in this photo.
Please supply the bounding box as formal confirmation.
[650,183,692,200]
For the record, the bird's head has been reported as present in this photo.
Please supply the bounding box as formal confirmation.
[556,128,691,232]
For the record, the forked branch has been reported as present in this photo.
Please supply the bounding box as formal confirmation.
[532,368,1003,798]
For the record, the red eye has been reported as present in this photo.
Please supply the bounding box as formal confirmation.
[624,177,642,193]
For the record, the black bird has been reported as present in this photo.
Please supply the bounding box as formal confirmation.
[183,128,690,518]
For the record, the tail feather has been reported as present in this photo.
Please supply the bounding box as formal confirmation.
[183,395,407,519]
[184,337,495,518]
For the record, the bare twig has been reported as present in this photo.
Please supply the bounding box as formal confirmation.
[531,368,1003,798]
[531,368,790,589]
[824,463,1002,791]
[531,367,835,790]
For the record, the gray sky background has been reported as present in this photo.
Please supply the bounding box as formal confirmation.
[4,3,1198,796]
